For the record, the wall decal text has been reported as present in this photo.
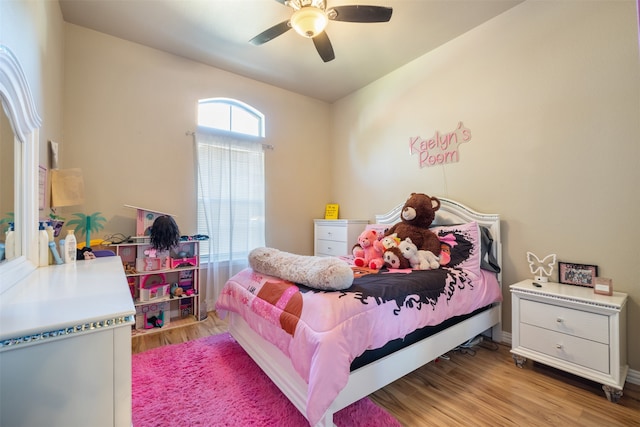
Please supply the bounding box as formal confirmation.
[409,121,472,168]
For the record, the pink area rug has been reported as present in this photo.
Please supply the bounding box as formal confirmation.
[132,332,401,427]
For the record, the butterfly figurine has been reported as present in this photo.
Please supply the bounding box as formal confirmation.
[526,252,557,278]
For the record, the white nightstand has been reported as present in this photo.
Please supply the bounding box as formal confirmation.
[510,279,628,402]
[313,219,368,257]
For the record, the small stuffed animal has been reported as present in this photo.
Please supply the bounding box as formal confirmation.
[352,229,384,270]
[374,232,400,254]
[383,246,411,269]
[385,193,442,256]
[398,237,440,270]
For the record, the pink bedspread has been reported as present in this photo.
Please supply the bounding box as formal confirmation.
[216,266,501,425]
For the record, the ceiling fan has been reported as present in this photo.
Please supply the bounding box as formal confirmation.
[249,0,393,63]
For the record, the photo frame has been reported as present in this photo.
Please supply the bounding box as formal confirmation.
[594,277,613,296]
[558,261,598,287]
[38,165,47,210]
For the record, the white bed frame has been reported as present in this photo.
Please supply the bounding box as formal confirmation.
[227,197,502,426]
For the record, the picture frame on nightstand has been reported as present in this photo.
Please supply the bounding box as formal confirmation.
[594,277,613,296]
[558,261,598,287]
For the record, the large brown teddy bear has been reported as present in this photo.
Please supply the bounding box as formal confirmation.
[384,193,441,256]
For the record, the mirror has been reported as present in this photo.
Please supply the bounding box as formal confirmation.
[0,106,13,252]
[0,45,42,294]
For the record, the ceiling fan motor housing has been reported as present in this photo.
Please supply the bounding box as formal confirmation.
[290,7,328,38]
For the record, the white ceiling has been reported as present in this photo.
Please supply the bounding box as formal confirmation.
[58,0,523,103]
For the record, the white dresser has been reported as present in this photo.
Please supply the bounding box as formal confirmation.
[510,279,628,402]
[0,257,135,427]
[313,219,368,257]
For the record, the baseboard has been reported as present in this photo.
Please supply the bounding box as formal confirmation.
[627,368,640,385]
[499,330,639,386]
[501,331,511,346]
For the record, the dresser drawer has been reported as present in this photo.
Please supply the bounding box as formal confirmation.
[520,323,610,373]
[315,239,349,257]
[315,225,348,242]
[520,299,609,344]
[314,219,368,257]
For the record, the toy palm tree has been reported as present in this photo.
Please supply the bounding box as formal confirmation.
[0,212,14,230]
[66,212,107,248]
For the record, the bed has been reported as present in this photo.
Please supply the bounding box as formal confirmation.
[216,197,502,426]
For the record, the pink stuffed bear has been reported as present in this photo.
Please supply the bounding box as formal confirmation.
[352,229,384,269]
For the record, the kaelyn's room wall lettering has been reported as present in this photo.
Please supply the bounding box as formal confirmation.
[409,122,472,168]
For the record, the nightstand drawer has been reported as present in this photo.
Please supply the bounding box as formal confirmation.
[315,225,348,242]
[520,299,609,344]
[315,239,349,257]
[520,323,610,373]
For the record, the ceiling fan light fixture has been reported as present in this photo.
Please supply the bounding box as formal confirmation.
[290,7,328,38]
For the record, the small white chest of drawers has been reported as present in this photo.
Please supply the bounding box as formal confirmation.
[510,280,628,402]
[314,219,368,257]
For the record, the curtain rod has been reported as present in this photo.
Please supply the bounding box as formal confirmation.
[186,130,273,150]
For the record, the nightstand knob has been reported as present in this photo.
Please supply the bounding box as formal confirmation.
[556,344,563,350]
[556,317,563,323]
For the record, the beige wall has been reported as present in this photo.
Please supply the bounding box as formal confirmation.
[62,24,332,256]
[331,1,640,369]
[0,0,65,178]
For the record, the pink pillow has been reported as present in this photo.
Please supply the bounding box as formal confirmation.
[430,221,481,273]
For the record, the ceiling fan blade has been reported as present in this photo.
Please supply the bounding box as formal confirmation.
[312,32,335,62]
[329,5,393,23]
[249,20,291,45]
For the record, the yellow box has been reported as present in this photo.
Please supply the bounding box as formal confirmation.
[324,203,339,220]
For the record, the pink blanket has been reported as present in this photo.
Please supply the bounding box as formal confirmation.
[216,265,501,425]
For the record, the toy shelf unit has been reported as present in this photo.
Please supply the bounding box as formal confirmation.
[110,239,203,334]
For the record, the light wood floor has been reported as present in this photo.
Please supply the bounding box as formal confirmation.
[132,312,640,426]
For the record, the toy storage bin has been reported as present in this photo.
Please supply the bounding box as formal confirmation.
[135,302,170,330]
[139,283,170,302]
[170,256,198,269]
[180,300,194,318]
[136,256,168,272]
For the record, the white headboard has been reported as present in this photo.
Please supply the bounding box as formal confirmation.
[375,197,502,284]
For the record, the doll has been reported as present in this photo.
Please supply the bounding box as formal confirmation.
[150,215,181,251]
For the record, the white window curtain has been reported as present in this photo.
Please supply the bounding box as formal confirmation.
[195,127,265,312]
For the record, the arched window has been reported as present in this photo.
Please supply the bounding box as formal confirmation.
[195,98,266,305]
[197,98,264,137]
